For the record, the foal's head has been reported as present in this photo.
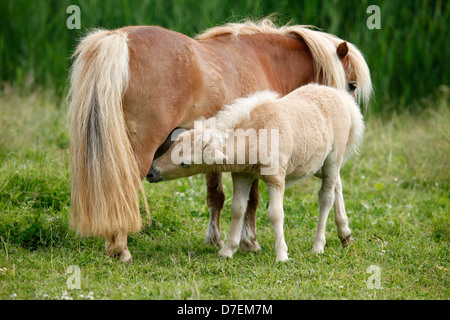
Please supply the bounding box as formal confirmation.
[147,128,227,183]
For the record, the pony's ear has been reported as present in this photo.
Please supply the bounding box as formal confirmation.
[337,41,349,60]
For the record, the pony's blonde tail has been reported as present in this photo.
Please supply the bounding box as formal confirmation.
[68,29,146,238]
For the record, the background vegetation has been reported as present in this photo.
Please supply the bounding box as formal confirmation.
[0,0,448,112]
[0,0,448,300]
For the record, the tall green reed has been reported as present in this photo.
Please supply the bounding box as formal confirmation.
[0,0,448,112]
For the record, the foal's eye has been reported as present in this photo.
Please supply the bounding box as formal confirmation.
[348,82,358,92]
[180,162,190,168]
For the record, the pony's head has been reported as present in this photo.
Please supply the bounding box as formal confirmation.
[333,39,371,106]
[283,25,372,107]
[335,41,358,95]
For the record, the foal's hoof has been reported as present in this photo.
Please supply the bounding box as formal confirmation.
[218,248,233,259]
[340,235,353,248]
[276,254,289,263]
[312,246,325,254]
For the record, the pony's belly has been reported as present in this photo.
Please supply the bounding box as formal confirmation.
[284,149,329,188]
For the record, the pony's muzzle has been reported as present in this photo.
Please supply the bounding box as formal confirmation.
[146,165,163,183]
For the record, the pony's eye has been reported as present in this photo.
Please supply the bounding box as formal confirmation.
[348,82,358,92]
[180,162,190,168]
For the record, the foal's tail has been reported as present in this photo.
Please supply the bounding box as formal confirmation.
[68,29,146,237]
[343,92,365,162]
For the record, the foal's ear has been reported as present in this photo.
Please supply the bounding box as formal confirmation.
[337,41,349,60]
[204,147,228,165]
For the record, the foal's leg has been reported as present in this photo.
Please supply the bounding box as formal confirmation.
[218,173,253,259]
[239,179,261,252]
[266,181,289,262]
[205,172,225,248]
[313,159,341,254]
[334,175,353,247]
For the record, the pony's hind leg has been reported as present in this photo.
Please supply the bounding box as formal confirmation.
[218,173,253,259]
[205,173,226,248]
[105,230,132,262]
[313,158,341,254]
[334,175,353,247]
[239,179,261,252]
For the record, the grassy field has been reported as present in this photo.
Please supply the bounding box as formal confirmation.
[0,88,448,300]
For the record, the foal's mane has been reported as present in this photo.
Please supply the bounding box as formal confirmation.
[181,91,279,151]
[205,90,279,132]
[197,18,372,107]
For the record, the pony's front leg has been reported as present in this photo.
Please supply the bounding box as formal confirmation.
[205,172,225,248]
[266,182,289,262]
[218,173,253,259]
[334,175,353,247]
[105,230,132,262]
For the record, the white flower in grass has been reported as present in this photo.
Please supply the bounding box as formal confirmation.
[61,290,73,300]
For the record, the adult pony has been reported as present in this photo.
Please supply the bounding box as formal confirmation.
[68,18,372,262]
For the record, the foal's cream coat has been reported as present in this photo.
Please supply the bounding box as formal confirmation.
[150,84,364,261]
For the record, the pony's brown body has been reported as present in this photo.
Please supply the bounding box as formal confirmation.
[122,26,314,254]
[122,26,314,174]
[68,20,371,261]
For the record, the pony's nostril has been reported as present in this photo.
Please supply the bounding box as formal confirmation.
[146,169,162,183]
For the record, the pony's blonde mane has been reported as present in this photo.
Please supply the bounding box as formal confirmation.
[197,18,372,107]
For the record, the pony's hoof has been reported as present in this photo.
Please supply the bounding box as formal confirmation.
[119,249,132,263]
[205,236,224,249]
[239,240,261,253]
[218,248,233,259]
[209,240,225,249]
[340,235,353,248]
[312,246,325,254]
[276,254,289,263]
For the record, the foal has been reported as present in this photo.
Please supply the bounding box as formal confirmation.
[148,84,364,262]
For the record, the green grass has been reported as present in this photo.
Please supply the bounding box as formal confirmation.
[0,89,449,300]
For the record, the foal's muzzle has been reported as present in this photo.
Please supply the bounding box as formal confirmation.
[146,165,163,183]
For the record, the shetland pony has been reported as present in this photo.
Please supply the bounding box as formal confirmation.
[148,84,364,262]
[68,18,371,262]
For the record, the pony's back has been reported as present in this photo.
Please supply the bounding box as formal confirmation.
[281,84,364,162]
[200,84,364,165]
